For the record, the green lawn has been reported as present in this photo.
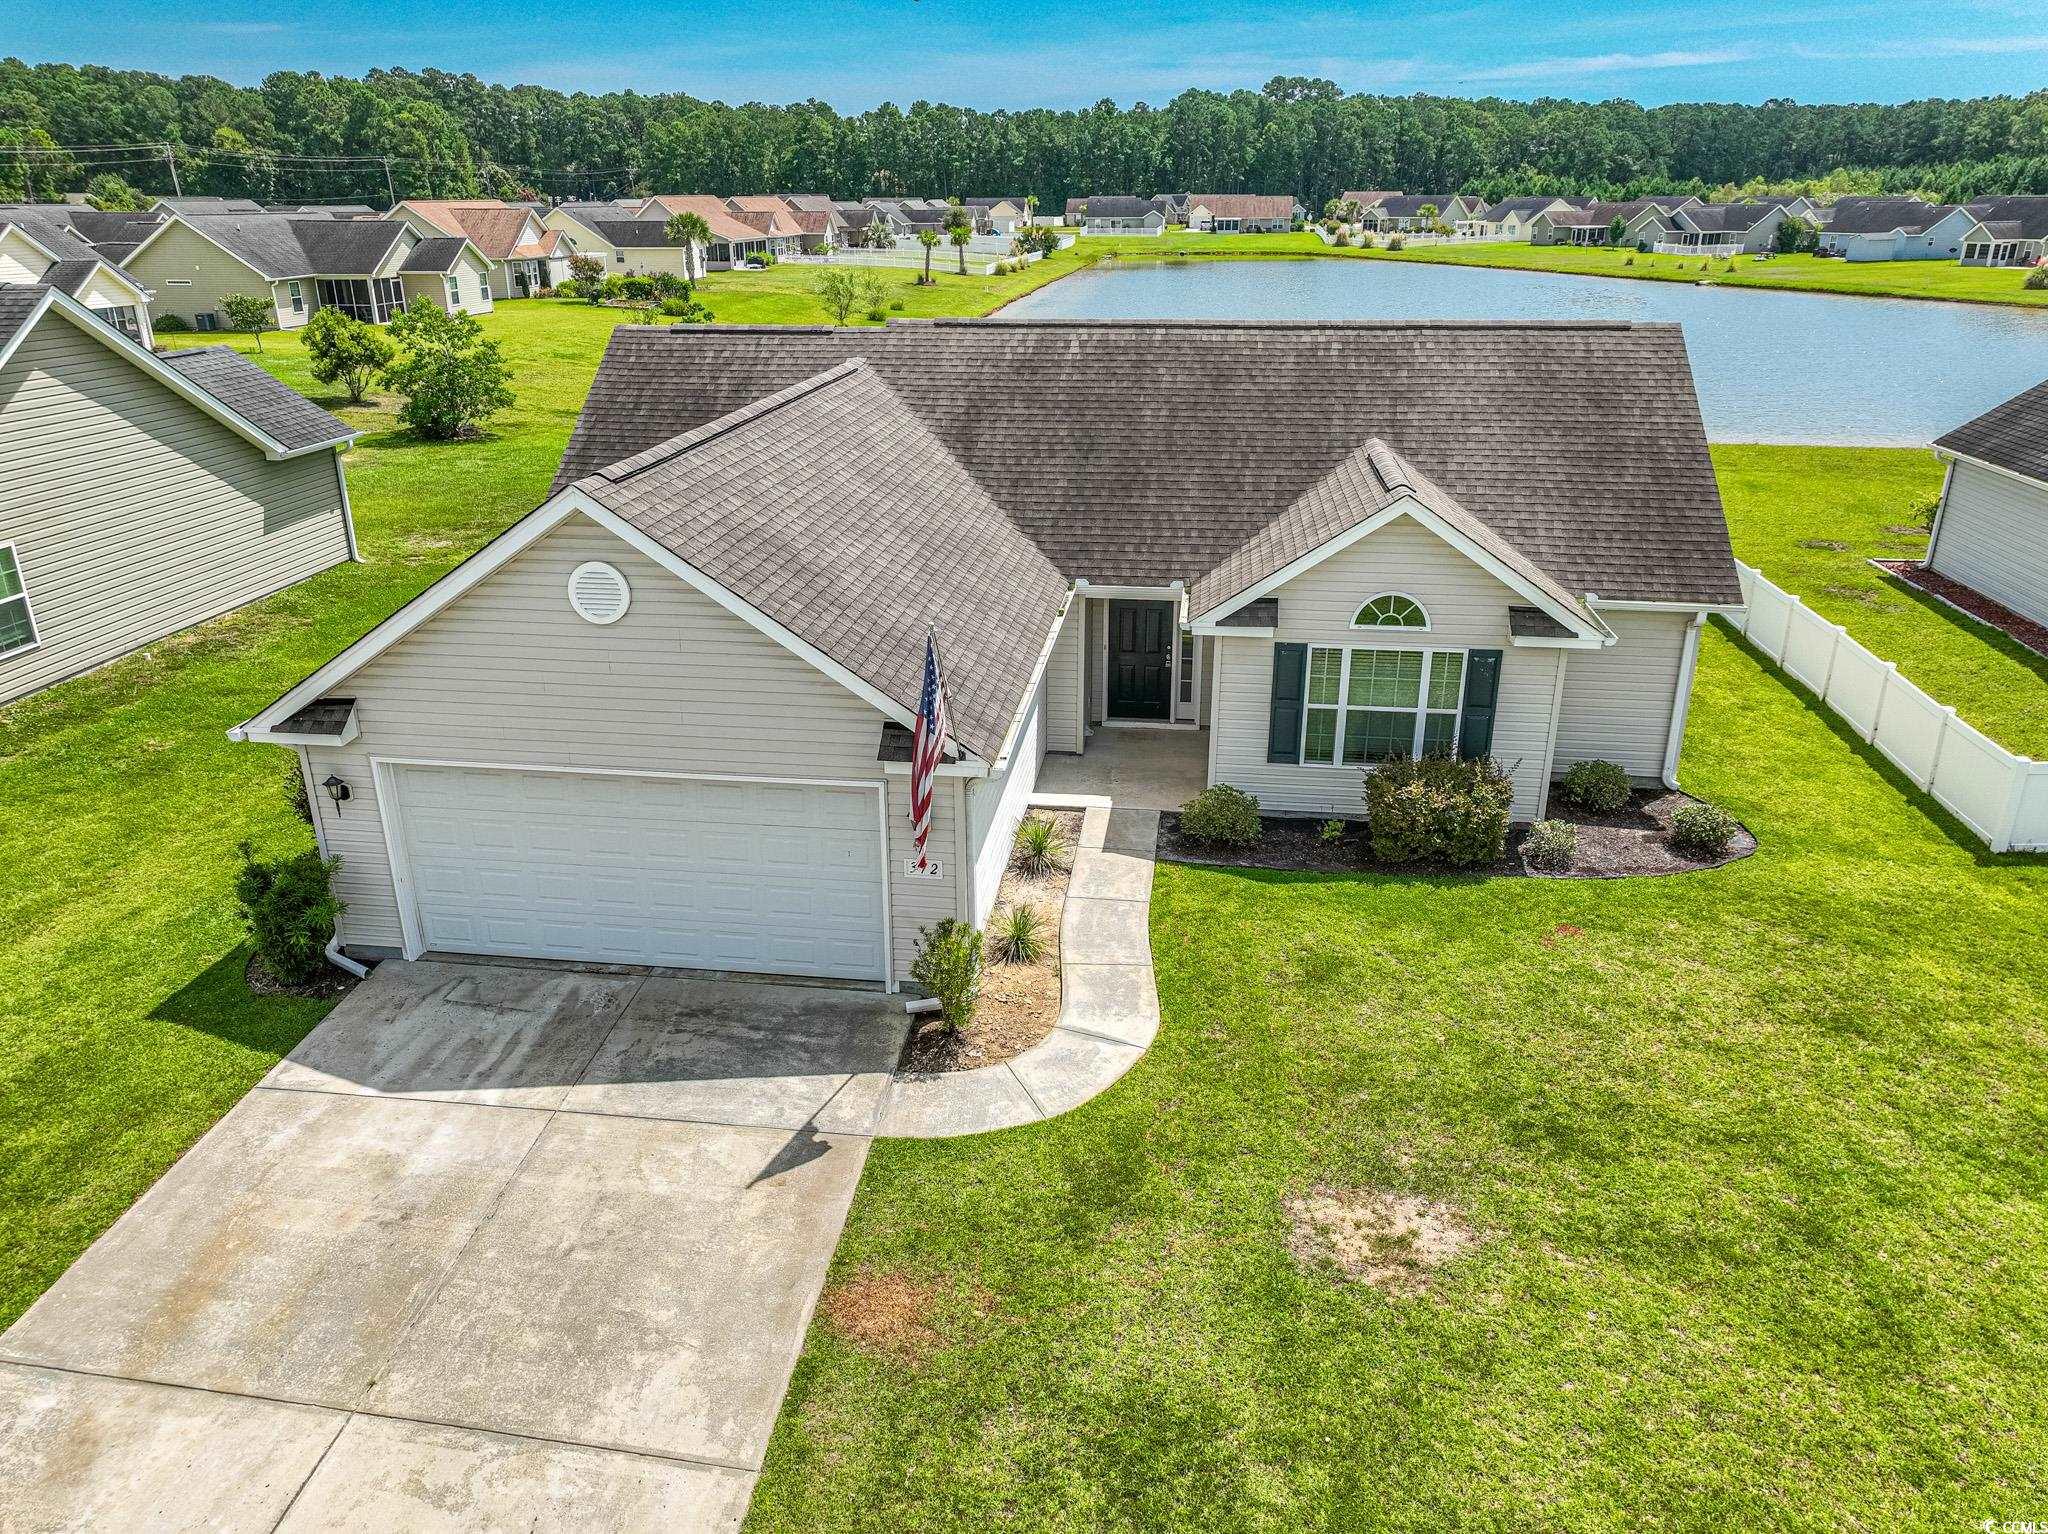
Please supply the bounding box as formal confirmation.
[751,623,2048,1531]
[1713,444,2048,759]
[3,302,2045,1525]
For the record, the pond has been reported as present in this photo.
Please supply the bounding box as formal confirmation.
[1004,258,2048,445]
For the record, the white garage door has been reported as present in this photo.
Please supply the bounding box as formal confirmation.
[390,764,887,980]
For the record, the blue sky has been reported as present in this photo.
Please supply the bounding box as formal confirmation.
[10,0,2048,107]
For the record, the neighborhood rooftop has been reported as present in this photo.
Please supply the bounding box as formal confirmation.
[1933,376,2048,486]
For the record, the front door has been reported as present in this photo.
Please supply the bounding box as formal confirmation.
[1108,601,1173,720]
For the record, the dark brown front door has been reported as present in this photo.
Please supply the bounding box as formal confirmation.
[1108,601,1173,720]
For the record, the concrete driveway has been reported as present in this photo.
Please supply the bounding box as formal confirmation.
[0,960,906,1532]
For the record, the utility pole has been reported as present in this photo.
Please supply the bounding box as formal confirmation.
[164,142,182,196]
[381,157,396,209]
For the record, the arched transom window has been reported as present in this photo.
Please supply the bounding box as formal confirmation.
[1352,593,1430,630]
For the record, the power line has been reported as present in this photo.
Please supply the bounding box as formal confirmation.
[5,137,641,181]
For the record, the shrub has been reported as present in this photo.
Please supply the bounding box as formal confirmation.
[658,294,711,320]
[1358,232,1378,248]
[154,314,190,333]
[1524,818,1577,872]
[381,305,514,441]
[1386,234,1405,251]
[1670,802,1739,858]
[910,918,983,1031]
[1318,819,1346,845]
[817,268,862,324]
[619,274,654,300]
[1012,814,1069,876]
[2026,267,2048,290]
[988,905,1046,965]
[1558,759,1632,814]
[890,299,906,310]
[217,291,276,349]
[301,307,394,404]
[233,840,343,985]
[865,306,888,322]
[1364,756,1512,868]
[567,253,605,298]
[1180,784,1261,846]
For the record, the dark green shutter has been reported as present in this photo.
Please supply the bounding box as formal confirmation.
[1458,649,1503,761]
[1268,642,1307,763]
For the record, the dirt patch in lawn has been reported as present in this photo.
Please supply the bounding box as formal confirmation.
[900,809,1079,1074]
[245,950,360,1001]
[1160,793,1753,880]
[1874,559,2048,659]
[1285,1187,1481,1298]
[817,1269,991,1365]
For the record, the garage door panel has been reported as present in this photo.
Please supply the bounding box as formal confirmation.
[392,765,886,980]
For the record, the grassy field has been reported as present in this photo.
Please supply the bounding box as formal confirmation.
[752,623,2048,1531]
[1713,444,2048,759]
[2,302,2044,1526]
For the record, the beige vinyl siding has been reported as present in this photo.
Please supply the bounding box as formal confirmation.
[398,256,493,318]
[1206,516,1562,821]
[1552,609,1693,780]
[302,515,956,982]
[1043,596,1084,752]
[1928,461,2048,629]
[0,312,348,704]
[127,219,298,330]
[964,668,1048,926]
[1084,596,1106,725]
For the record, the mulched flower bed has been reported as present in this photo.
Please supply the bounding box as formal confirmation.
[245,950,361,1000]
[901,809,1080,1075]
[1158,790,1754,880]
[1873,560,2048,659]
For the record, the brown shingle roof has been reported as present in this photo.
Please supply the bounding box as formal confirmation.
[573,359,1068,760]
[1188,194,1296,221]
[1935,377,2048,487]
[554,319,1739,606]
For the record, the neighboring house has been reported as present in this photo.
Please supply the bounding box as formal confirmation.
[964,197,1033,234]
[1531,198,1696,246]
[1475,196,1589,240]
[638,195,798,266]
[1814,197,1973,261]
[236,319,1738,988]
[1184,195,1301,232]
[394,237,498,316]
[1077,196,1167,235]
[0,212,155,344]
[1956,197,2048,266]
[0,282,356,705]
[1360,195,1464,232]
[123,211,490,330]
[743,194,836,252]
[557,214,706,280]
[779,193,856,249]
[1656,201,1795,253]
[1338,191,1399,217]
[723,195,810,249]
[1925,378,2048,628]
[151,196,265,216]
[386,200,571,296]
[1061,197,1088,225]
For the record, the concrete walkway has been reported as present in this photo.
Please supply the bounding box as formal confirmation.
[878,803,1160,1138]
[0,965,906,1532]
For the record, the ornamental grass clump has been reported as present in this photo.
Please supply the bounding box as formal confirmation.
[1179,785,1261,846]
[1558,759,1632,814]
[1670,802,1739,858]
[1524,818,1578,872]
[988,905,1046,965]
[1012,815,1069,876]
[910,918,982,1031]
[1364,757,1512,868]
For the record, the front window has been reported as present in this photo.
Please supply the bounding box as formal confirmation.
[0,545,38,656]
[446,274,461,307]
[287,281,303,314]
[1301,645,1464,766]
[1353,593,1429,629]
[92,304,142,340]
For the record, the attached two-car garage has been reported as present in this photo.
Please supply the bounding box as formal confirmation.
[384,763,889,982]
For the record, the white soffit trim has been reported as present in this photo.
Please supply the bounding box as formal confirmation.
[1933,447,2048,497]
[1198,496,1602,642]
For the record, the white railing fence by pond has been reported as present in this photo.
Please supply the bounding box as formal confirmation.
[1732,562,2048,852]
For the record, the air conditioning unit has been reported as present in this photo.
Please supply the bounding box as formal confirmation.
[195,312,219,332]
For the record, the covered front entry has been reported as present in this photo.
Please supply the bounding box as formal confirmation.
[385,763,888,980]
[1108,599,1174,720]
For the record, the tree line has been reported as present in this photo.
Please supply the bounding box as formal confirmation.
[4,58,2046,211]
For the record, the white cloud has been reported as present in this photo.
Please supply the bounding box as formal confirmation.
[1454,47,1753,84]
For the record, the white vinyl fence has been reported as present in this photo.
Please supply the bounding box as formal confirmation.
[1733,562,2048,852]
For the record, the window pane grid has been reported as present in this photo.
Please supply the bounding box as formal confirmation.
[0,598,33,654]
[1301,644,1463,768]
[0,549,22,602]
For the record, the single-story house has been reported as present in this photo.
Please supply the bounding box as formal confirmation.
[122,211,492,330]
[1359,195,1468,232]
[1533,197,1703,247]
[1957,197,2048,267]
[1,282,356,704]
[723,196,810,249]
[1184,195,1301,233]
[637,195,799,267]
[386,200,572,297]
[1339,191,1398,217]
[1815,197,1973,261]
[964,197,1033,234]
[555,215,706,280]
[778,193,857,249]
[0,211,155,344]
[1061,197,1088,225]
[236,318,1739,988]
[1656,201,1795,253]
[1477,196,1590,240]
[1077,196,1167,235]
[1925,378,2048,628]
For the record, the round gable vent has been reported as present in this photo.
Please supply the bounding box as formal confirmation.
[567,561,631,625]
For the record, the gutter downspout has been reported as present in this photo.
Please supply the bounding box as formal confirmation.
[325,935,370,980]
[1661,610,1709,789]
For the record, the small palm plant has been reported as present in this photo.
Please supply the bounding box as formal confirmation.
[917,227,940,284]
[1012,815,1069,876]
[988,904,1046,965]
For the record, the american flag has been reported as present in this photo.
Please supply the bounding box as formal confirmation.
[910,628,950,870]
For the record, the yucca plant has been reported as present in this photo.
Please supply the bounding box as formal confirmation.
[988,904,1047,965]
[1012,815,1069,876]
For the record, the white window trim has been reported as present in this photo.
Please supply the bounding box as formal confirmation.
[0,542,41,659]
[1350,592,1431,632]
[1299,643,1467,768]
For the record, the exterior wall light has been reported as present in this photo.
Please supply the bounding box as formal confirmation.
[322,774,352,812]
